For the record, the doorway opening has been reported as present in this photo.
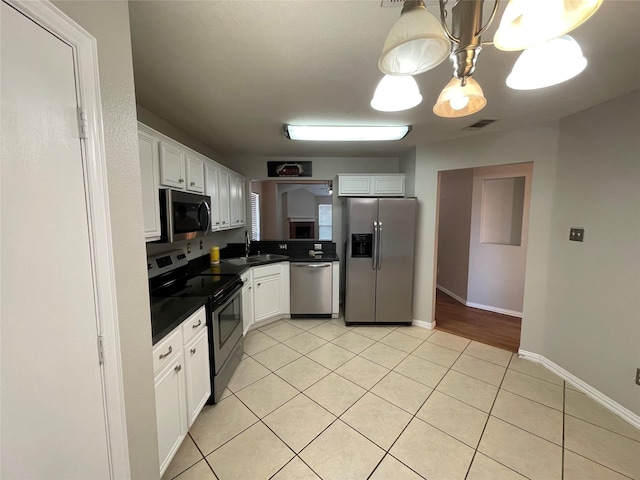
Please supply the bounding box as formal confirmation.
[434,162,533,352]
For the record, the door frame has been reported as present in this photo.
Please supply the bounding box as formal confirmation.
[4,0,130,477]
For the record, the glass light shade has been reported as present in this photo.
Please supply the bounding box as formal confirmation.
[494,0,603,51]
[378,4,450,75]
[433,77,487,118]
[285,125,411,141]
[371,75,423,112]
[506,35,587,90]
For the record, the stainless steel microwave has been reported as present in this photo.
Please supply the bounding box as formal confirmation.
[159,189,211,243]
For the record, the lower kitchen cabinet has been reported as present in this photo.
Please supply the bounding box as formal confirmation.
[153,306,209,476]
[253,263,290,324]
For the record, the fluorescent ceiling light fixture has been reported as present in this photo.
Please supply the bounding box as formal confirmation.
[284,125,410,142]
[371,75,423,112]
[494,0,603,51]
[433,77,487,118]
[507,35,587,90]
[378,0,449,75]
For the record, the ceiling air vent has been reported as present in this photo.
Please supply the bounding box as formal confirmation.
[463,119,499,131]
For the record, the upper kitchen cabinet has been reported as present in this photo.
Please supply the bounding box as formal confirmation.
[159,140,186,189]
[338,173,405,197]
[186,154,205,193]
[138,129,162,241]
[204,163,221,231]
[139,122,247,240]
[229,173,245,228]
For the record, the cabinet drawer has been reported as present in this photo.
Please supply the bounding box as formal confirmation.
[153,328,182,376]
[181,306,207,345]
[253,263,281,279]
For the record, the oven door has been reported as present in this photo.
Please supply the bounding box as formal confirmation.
[211,285,243,374]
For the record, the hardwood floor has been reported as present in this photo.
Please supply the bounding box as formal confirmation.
[435,289,522,352]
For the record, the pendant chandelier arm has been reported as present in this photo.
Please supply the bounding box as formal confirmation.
[439,0,459,43]
[475,0,500,37]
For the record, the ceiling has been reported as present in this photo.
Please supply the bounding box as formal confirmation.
[128,1,640,158]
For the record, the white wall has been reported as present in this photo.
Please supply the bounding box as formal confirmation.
[407,124,559,354]
[542,90,640,414]
[436,168,473,300]
[52,1,159,477]
[467,163,532,314]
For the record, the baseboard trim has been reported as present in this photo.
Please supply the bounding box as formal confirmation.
[412,319,435,330]
[435,285,467,306]
[518,349,640,429]
[436,285,522,318]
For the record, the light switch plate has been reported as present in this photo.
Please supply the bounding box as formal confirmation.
[314,243,322,250]
[569,228,585,242]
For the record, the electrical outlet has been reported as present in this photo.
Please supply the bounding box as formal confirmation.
[187,243,191,254]
[636,368,640,386]
[569,227,585,242]
[314,243,322,250]
[279,244,288,250]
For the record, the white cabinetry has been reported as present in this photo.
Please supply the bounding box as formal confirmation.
[153,306,209,476]
[205,163,221,232]
[139,123,247,239]
[159,141,186,189]
[138,130,162,241]
[218,169,231,229]
[229,173,246,227]
[186,154,205,193]
[241,269,254,335]
[252,263,290,324]
[338,174,405,197]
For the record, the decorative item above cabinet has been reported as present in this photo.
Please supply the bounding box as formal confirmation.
[338,173,405,197]
[139,122,245,242]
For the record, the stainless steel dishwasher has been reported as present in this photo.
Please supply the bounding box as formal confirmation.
[290,262,332,317]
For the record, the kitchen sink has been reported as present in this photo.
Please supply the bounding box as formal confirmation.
[223,253,288,266]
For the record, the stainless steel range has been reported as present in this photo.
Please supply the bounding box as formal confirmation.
[148,249,244,403]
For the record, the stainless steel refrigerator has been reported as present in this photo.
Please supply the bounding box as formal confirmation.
[344,197,417,324]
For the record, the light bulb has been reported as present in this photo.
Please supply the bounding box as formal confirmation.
[449,96,470,110]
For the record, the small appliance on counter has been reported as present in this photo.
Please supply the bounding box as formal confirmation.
[148,249,243,403]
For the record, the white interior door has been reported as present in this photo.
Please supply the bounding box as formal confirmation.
[1,2,112,478]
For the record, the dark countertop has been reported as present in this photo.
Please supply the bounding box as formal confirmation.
[151,253,340,344]
[151,296,207,345]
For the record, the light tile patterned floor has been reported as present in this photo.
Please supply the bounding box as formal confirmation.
[162,318,640,480]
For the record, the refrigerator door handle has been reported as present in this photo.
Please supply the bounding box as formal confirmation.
[372,221,378,271]
[377,221,383,270]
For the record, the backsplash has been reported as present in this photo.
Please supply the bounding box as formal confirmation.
[145,228,244,261]
[221,240,337,259]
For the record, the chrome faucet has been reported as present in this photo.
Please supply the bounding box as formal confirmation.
[245,230,250,257]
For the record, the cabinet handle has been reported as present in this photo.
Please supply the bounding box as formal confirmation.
[190,347,196,355]
[257,283,261,287]
[215,222,220,225]
[179,178,184,183]
[190,182,195,186]
[174,364,182,373]
[159,346,172,359]
[222,221,227,224]
[192,319,202,329]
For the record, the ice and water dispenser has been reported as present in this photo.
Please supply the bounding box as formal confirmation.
[351,234,373,258]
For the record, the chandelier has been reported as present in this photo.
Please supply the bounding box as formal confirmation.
[374,0,602,117]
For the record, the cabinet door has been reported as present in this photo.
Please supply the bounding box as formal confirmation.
[373,175,404,196]
[338,175,371,196]
[186,154,205,193]
[205,163,221,231]
[159,141,186,189]
[218,169,231,229]
[154,354,186,476]
[253,274,282,322]
[184,330,211,427]
[138,131,161,241]
[229,174,245,227]
[241,283,254,335]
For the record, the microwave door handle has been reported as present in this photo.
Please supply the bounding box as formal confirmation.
[199,201,211,233]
